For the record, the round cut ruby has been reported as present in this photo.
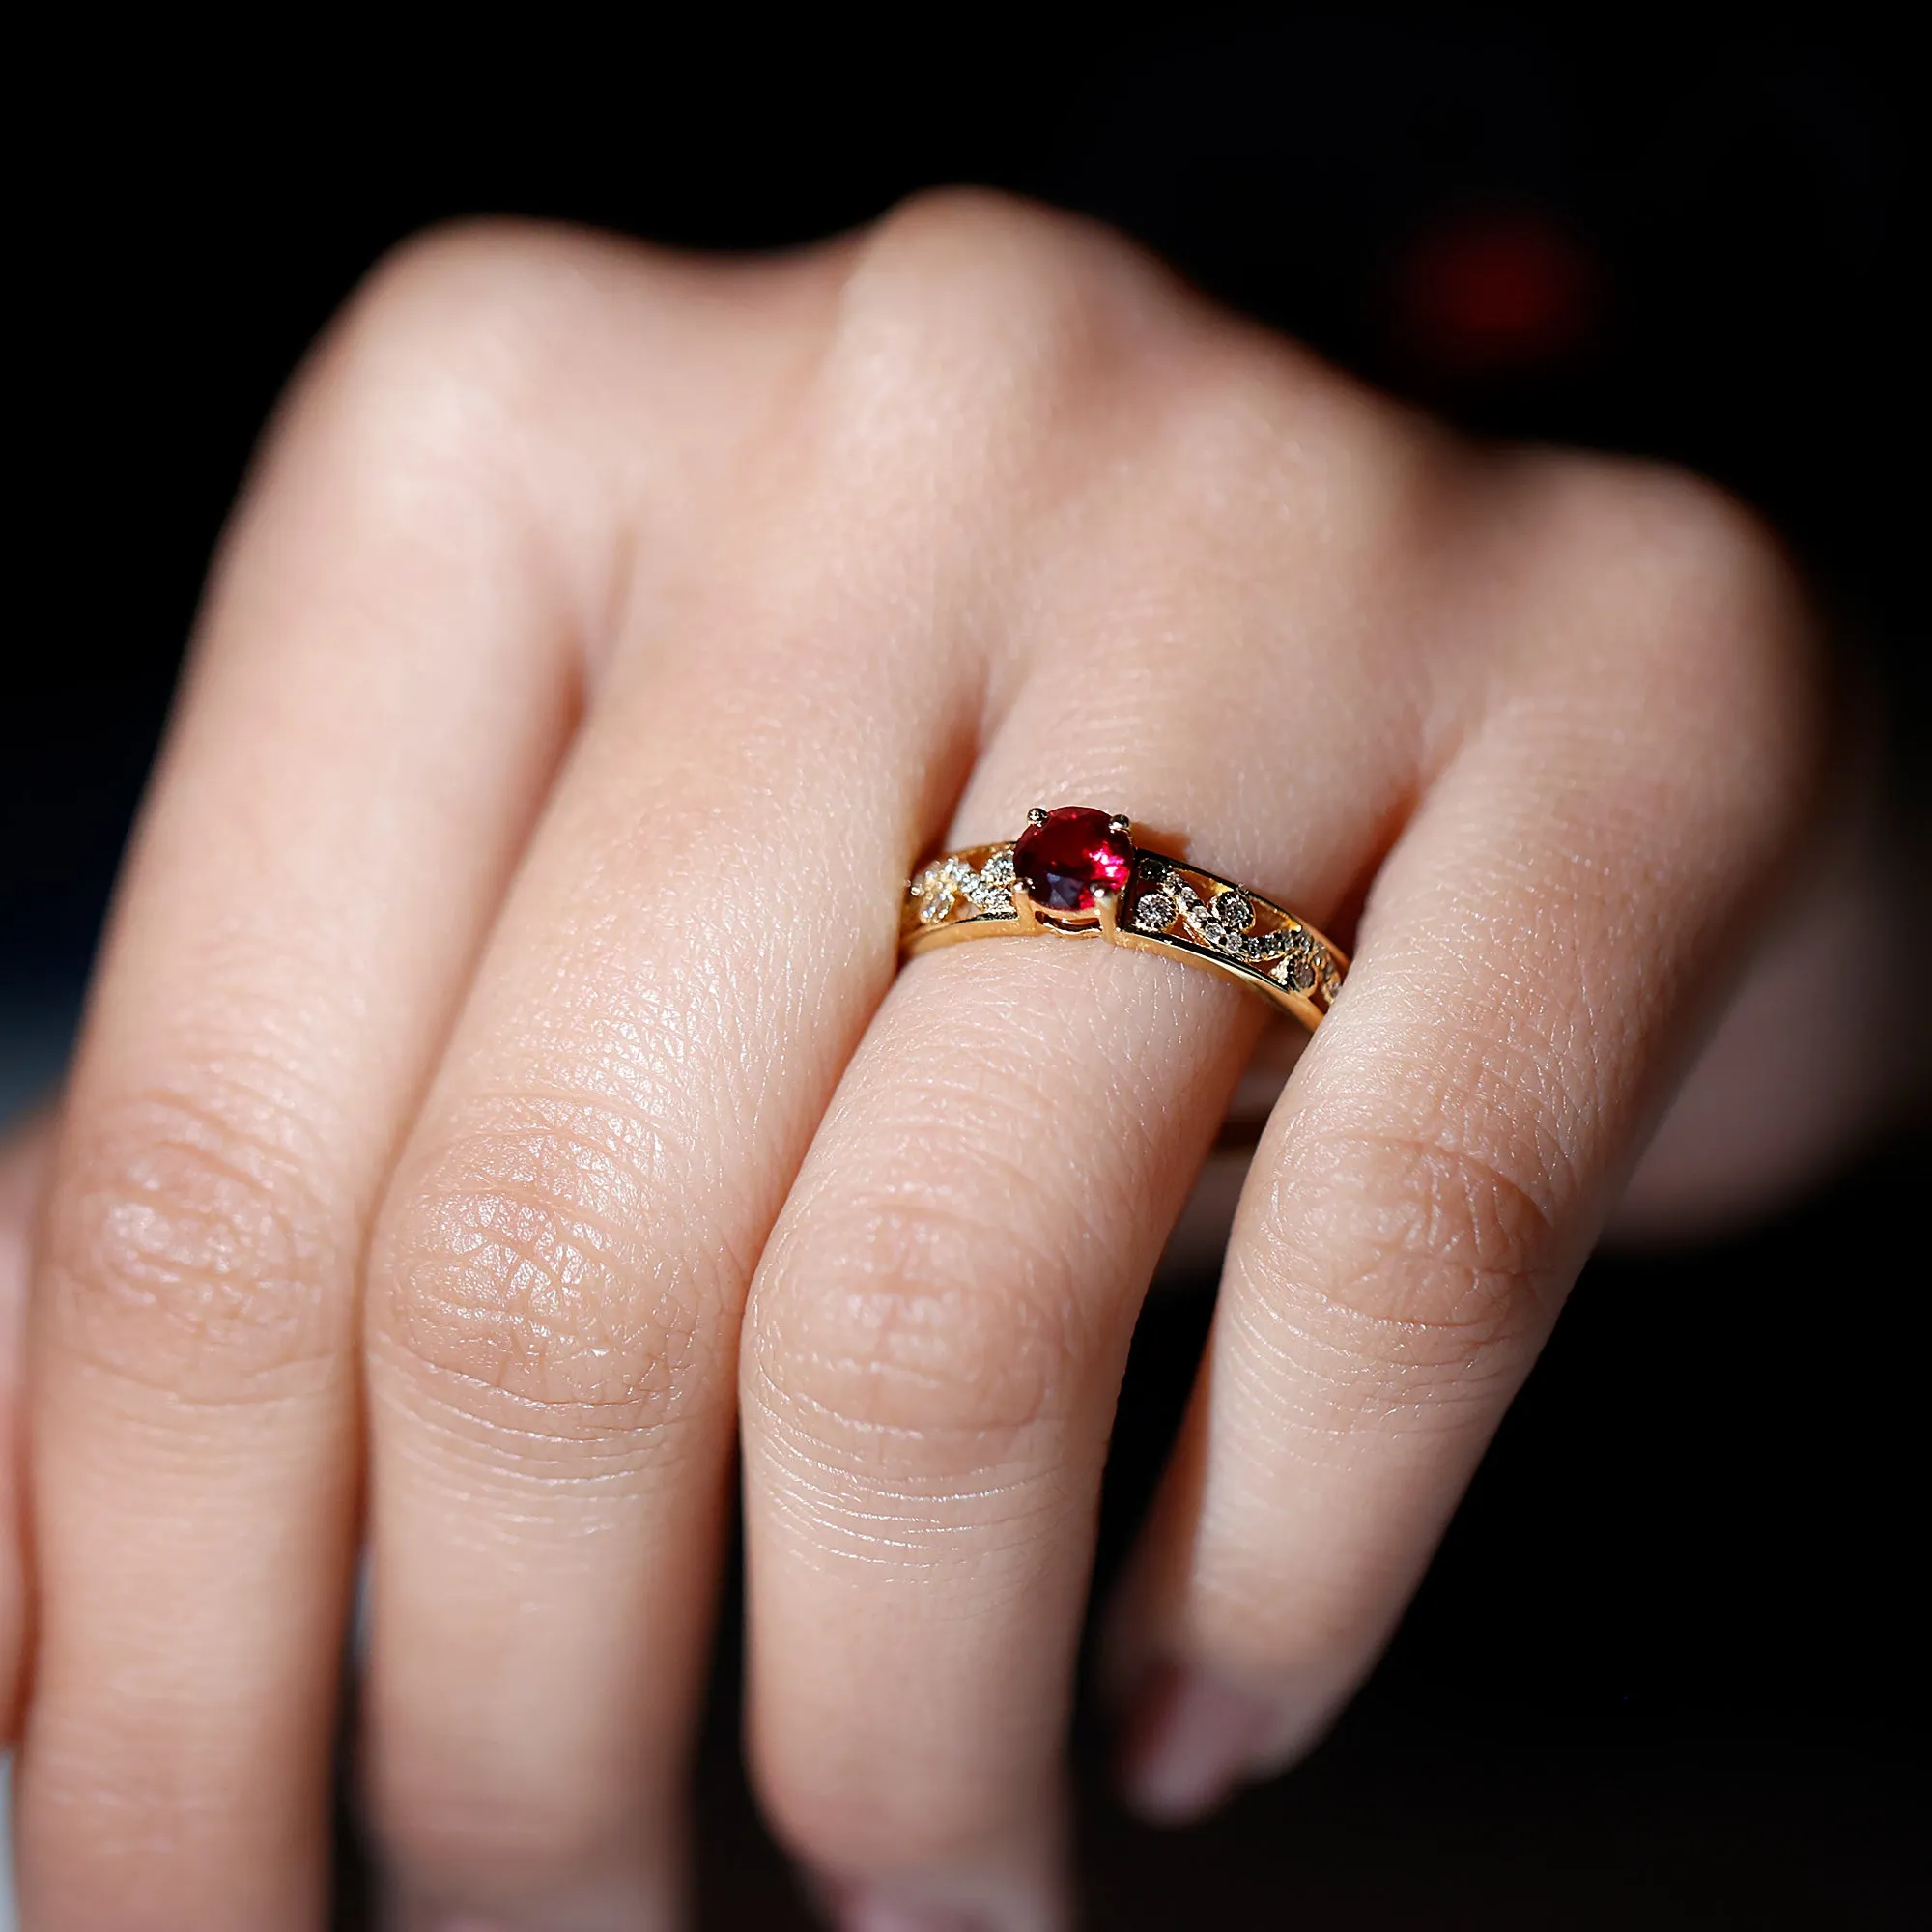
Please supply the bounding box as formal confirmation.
[1013,807,1133,913]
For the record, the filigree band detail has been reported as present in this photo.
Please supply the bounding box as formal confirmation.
[1129,861,1343,1005]
[909,845,1018,925]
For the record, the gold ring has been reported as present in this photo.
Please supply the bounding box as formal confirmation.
[902,805,1347,1030]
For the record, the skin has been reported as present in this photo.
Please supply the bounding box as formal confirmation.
[0,192,1884,1930]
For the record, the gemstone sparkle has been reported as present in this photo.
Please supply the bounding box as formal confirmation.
[1013,807,1134,914]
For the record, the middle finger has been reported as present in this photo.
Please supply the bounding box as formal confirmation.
[358,223,1037,1927]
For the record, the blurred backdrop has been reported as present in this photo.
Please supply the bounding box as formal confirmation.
[6,15,1924,1927]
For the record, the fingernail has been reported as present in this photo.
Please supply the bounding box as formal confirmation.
[1120,1661,1275,1825]
[837,1886,991,1932]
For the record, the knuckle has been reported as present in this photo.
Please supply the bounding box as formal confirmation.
[832,187,1176,427]
[1133,346,1438,583]
[1518,453,1824,769]
[298,220,652,524]
[342,217,618,401]
[374,1098,716,1452]
[858,185,1137,322]
[1246,1122,1561,1408]
[45,1080,346,1399]
[1514,447,1786,591]
[747,1186,1085,1459]
[1577,455,1795,608]
[825,186,1442,587]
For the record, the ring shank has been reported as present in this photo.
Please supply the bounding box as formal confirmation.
[902,839,1347,1031]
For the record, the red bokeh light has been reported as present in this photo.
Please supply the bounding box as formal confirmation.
[1393,208,1599,373]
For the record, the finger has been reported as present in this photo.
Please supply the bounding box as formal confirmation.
[359,613,961,1932]
[745,944,1264,1932]
[1113,468,1818,1820]
[1610,777,1910,1241]
[736,248,1431,1928]
[355,233,987,1928]
[1,1107,56,1735]
[15,224,701,1929]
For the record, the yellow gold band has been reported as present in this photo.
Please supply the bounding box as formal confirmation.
[900,806,1347,1032]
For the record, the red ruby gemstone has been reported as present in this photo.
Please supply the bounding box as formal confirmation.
[1013,807,1133,913]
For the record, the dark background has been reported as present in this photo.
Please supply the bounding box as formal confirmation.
[8,15,1926,1927]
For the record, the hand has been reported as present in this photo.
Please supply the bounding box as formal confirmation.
[8,194,1834,1930]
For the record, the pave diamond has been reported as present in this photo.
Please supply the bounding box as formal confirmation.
[1134,890,1178,932]
[1274,930,1321,992]
[911,850,1020,923]
[1214,889,1255,933]
[913,862,957,922]
[1175,878,1254,955]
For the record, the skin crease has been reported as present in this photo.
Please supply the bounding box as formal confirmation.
[0,190,1906,1932]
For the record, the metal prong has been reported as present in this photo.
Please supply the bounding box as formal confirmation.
[1027,806,1049,826]
[1107,813,1131,837]
[1093,885,1122,939]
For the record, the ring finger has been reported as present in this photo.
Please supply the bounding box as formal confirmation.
[738,371,1430,1927]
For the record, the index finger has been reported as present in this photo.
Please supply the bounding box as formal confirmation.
[14,223,765,1928]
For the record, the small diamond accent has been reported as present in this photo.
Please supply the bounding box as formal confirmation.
[910,850,1018,925]
[1175,878,1256,955]
[1263,926,1315,992]
[1214,889,1254,933]
[1134,891,1178,932]
[1292,938,1324,992]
